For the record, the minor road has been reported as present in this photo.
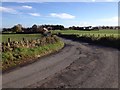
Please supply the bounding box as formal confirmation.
[2,38,119,88]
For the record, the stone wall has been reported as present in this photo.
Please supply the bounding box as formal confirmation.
[2,35,60,52]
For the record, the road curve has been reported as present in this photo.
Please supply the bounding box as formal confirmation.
[2,38,119,88]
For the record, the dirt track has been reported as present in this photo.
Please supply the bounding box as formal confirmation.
[2,38,119,88]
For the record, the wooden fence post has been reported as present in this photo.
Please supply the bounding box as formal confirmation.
[8,38,11,43]
[23,38,25,41]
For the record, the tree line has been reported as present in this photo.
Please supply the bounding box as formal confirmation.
[2,24,64,33]
[2,24,119,33]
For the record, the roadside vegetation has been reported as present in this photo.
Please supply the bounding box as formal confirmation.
[1,24,119,71]
[52,29,119,49]
[1,24,66,71]
[2,35,64,71]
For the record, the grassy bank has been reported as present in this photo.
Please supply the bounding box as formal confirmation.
[52,29,119,49]
[58,34,119,49]
[2,37,64,71]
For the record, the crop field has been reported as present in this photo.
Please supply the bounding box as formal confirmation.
[2,34,42,42]
[52,30,119,38]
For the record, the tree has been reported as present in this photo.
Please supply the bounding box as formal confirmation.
[12,24,22,32]
[32,24,38,32]
[37,26,44,33]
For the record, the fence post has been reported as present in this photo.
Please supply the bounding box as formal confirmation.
[23,38,25,41]
[8,38,11,43]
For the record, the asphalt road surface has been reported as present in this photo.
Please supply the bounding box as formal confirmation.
[2,38,119,88]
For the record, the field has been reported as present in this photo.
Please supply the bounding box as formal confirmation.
[52,29,120,49]
[2,34,42,42]
[1,30,119,43]
[52,30,119,38]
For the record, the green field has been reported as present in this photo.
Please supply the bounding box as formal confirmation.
[2,34,42,42]
[1,30,119,42]
[52,30,119,38]
[51,29,120,50]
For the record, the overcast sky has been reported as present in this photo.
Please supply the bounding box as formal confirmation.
[1,1,119,28]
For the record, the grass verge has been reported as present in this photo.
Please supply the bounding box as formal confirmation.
[58,34,120,50]
[2,40,64,72]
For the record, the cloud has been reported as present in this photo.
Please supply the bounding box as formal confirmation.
[79,22,96,26]
[92,0,96,2]
[97,16,118,26]
[105,0,114,1]
[99,16,118,22]
[50,13,75,19]
[29,13,40,16]
[0,6,18,14]
[22,5,32,9]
